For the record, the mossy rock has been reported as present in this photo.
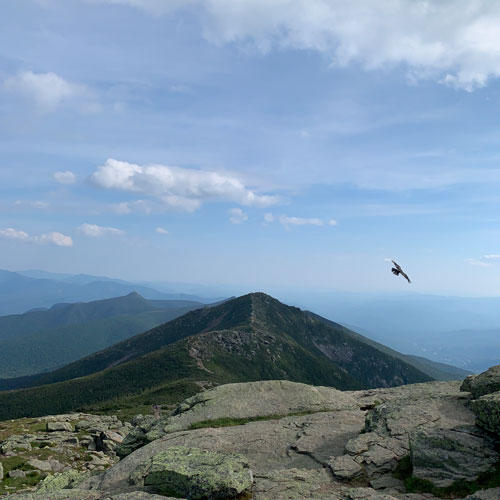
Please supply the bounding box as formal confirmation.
[38,469,90,491]
[130,446,253,499]
[468,365,500,398]
[471,392,500,437]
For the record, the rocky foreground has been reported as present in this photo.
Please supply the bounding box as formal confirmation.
[1,366,500,499]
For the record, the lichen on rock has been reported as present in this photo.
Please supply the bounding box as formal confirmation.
[129,446,253,499]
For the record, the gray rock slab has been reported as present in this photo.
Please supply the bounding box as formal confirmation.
[346,381,464,409]
[129,446,253,499]
[471,391,500,436]
[340,381,479,479]
[0,461,3,480]
[329,455,363,480]
[410,426,499,487]
[464,488,500,500]
[368,475,405,491]
[82,409,364,494]
[468,365,500,398]
[251,468,343,500]
[47,422,73,432]
[9,469,27,479]
[171,379,359,423]
[119,380,360,456]
[27,459,53,472]
[38,470,91,492]
[340,486,401,499]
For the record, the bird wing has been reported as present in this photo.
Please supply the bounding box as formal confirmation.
[400,271,411,283]
[391,260,402,271]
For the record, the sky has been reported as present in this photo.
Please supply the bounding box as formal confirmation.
[2,0,500,295]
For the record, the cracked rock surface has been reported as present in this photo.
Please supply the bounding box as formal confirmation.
[118,380,359,456]
[4,373,500,499]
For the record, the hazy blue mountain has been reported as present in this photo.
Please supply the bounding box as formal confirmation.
[279,290,500,373]
[0,269,221,316]
[0,293,432,420]
[0,292,208,379]
[309,313,472,381]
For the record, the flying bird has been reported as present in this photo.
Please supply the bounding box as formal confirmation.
[391,260,411,283]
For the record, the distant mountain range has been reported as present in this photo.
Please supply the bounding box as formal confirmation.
[0,292,466,421]
[0,269,221,316]
[0,292,215,379]
[280,290,500,373]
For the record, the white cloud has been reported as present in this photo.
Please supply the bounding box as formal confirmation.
[91,158,278,212]
[54,170,77,185]
[465,258,491,267]
[0,228,31,241]
[264,213,325,229]
[279,215,323,227]
[483,254,500,260]
[78,223,124,237]
[0,228,73,247]
[111,200,152,215]
[228,207,248,224]
[156,227,169,234]
[328,219,337,226]
[14,200,50,209]
[4,71,97,112]
[95,0,500,91]
[38,232,74,247]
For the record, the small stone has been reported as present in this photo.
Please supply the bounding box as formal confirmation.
[49,459,65,473]
[27,459,53,472]
[46,422,73,432]
[105,431,123,443]
[0,462,3,480]
[75,420,92,431]
[369,475,405,491]
[8,469,26,479]
[329,455,363,479]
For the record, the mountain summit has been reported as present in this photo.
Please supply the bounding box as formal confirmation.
[0,293,431,420]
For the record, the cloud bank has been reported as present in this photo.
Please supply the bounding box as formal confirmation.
[93,0,500,91]
[91,159,277,212]
[0,228,73,247]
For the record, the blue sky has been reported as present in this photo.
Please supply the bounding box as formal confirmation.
[2,0,500,295]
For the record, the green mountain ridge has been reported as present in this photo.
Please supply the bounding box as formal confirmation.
[0,292,432,421]
[0,292,208,379]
